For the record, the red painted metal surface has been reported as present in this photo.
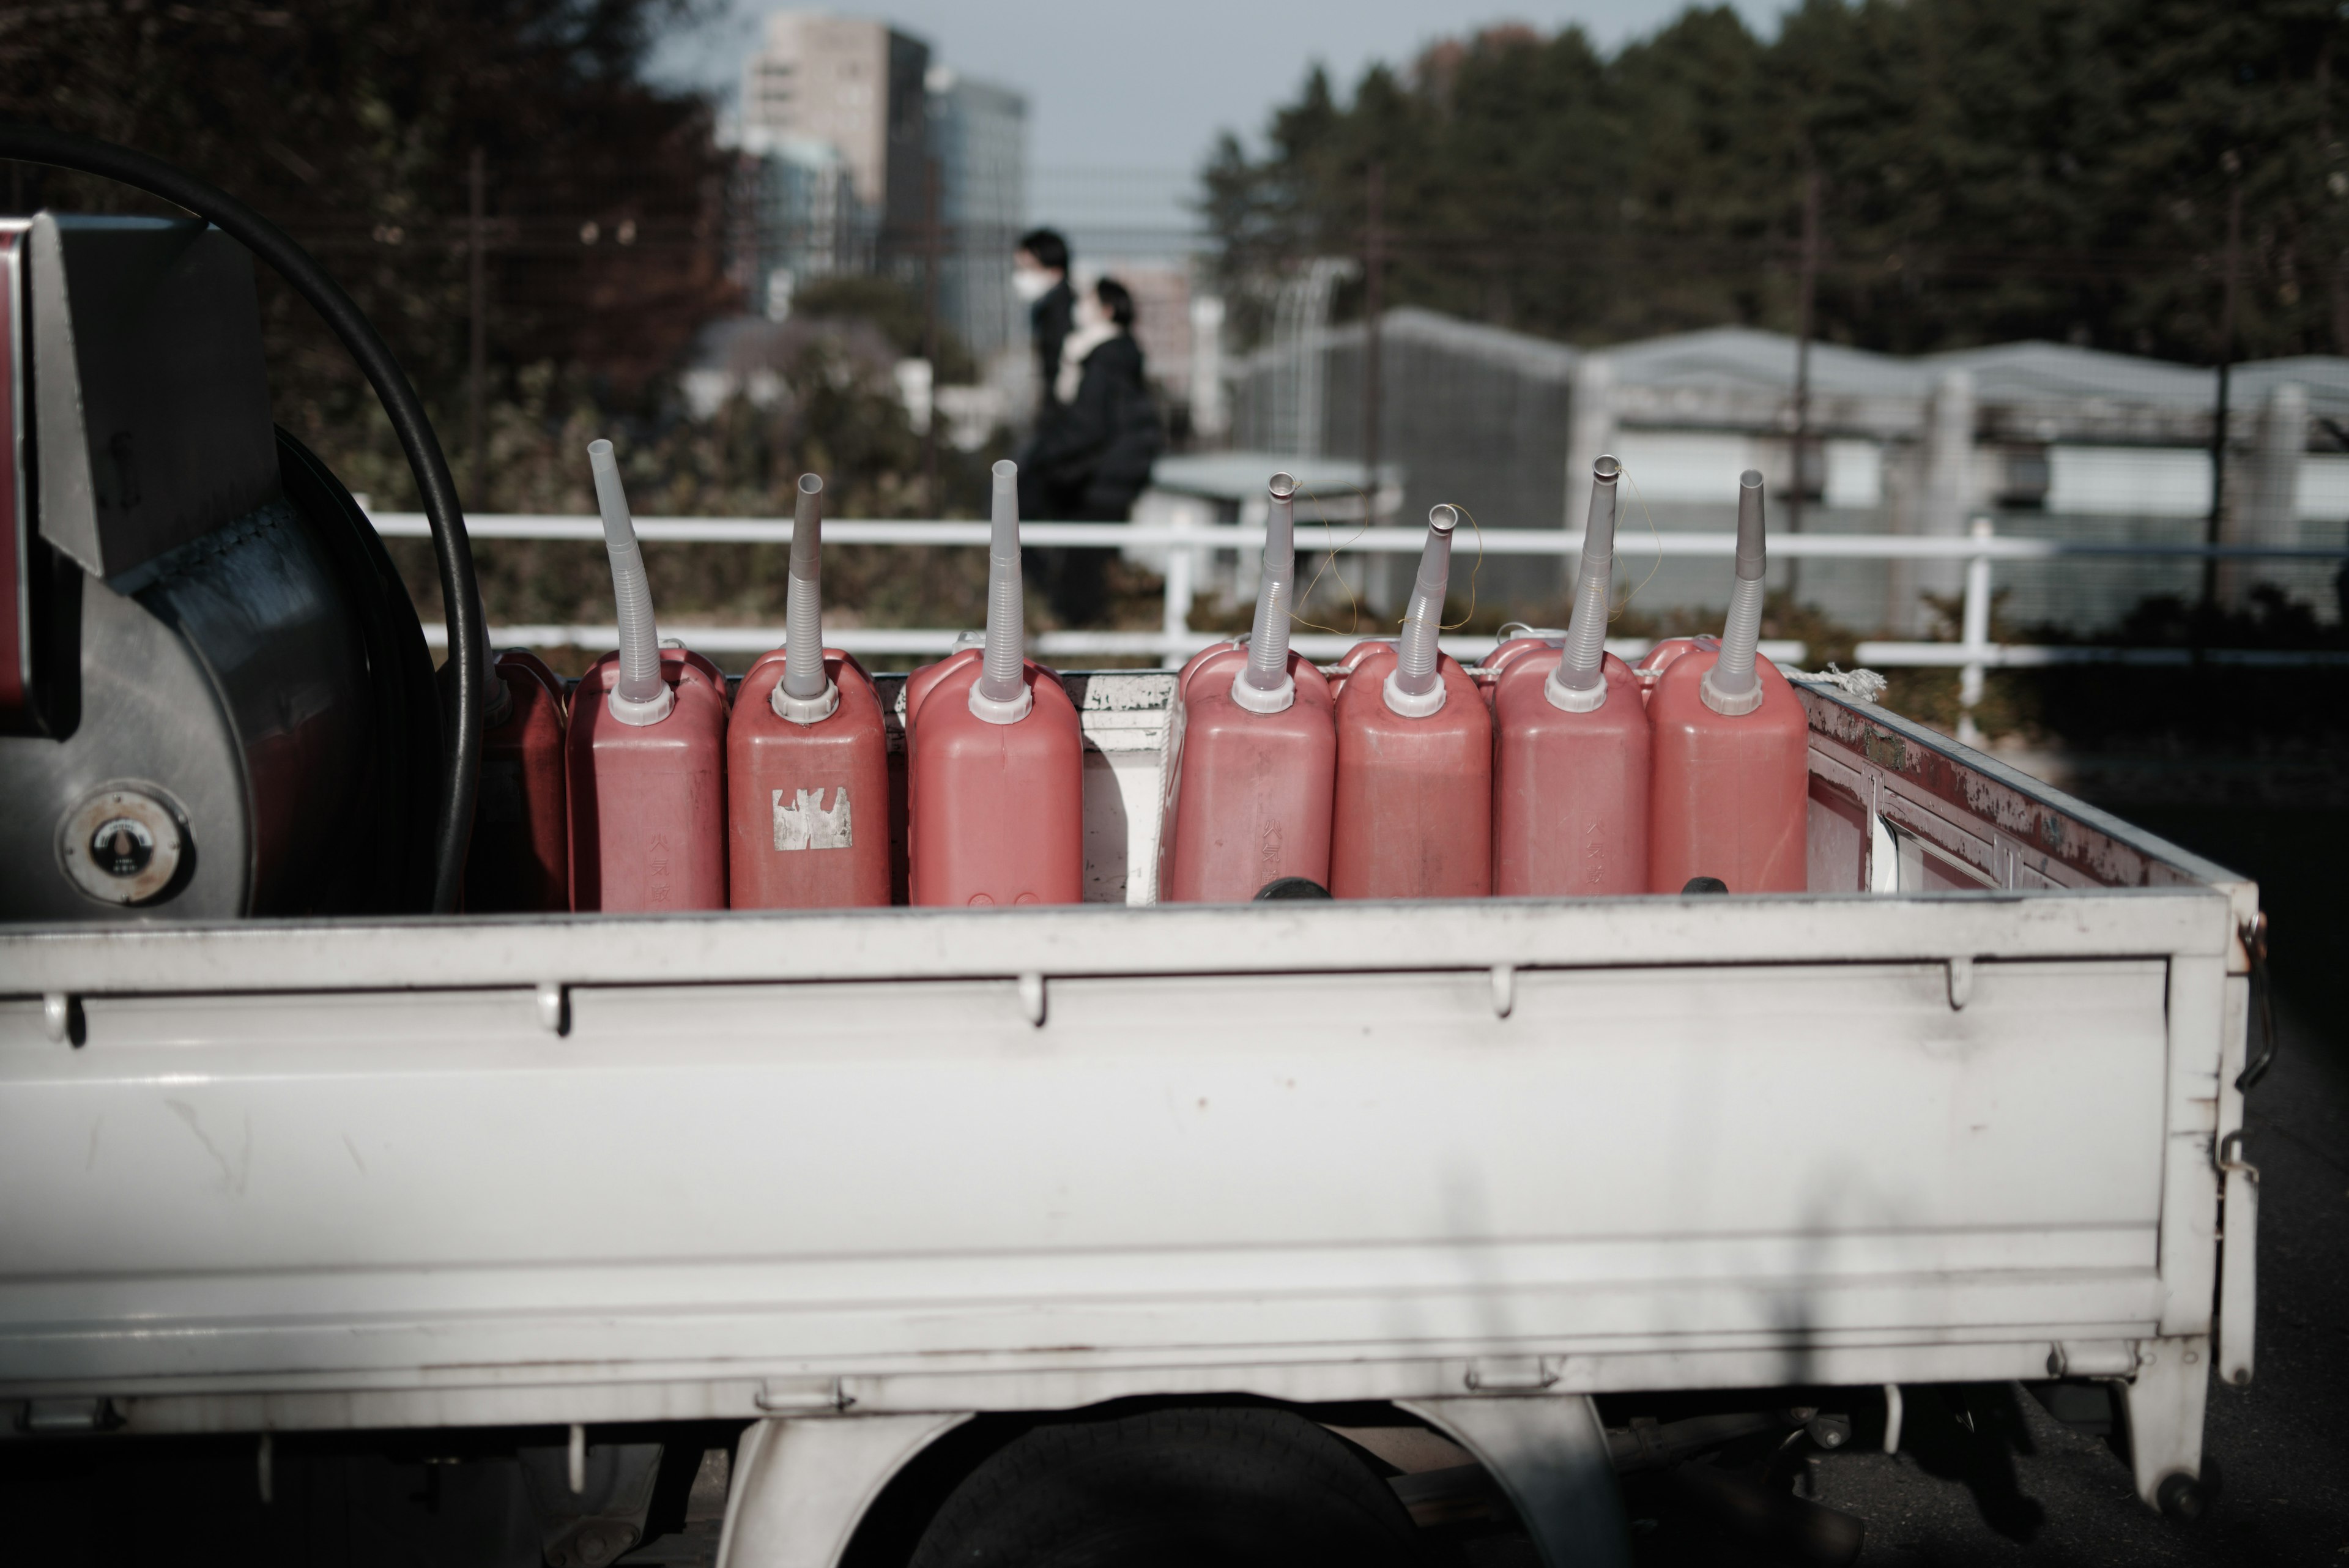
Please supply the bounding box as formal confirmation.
[1328,641,1491,900]
[566,648,729,912]
[727,648,892,908]
[1159,642,1336,902]
[464,652,570,912]
[905,647,1083,907]
[1646,647,1809,894]
[1490,641,1650,897]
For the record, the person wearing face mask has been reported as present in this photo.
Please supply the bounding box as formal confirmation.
[1012,229,1075,529]
[1013,228,1074,414]
[1023,275,1163,625]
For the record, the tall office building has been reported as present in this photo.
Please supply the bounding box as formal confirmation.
[926,66,1027,367]
[741,12,930,247]
[735,13,1031,386]
[730,137,858,318]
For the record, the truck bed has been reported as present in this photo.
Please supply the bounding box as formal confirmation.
[0,675,2257,1460]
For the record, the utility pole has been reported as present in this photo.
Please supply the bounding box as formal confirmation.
[467,147,488,503]
[2203,151,2243,612]
[1789,162,1821,600]
[1362,162,1384,509]
[922,156,941,513]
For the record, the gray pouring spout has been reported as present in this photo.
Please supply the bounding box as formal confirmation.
[773,472,841,724]
[588,439,674,726]
[1232,471,1301,714]
[969,459,1034,724]
[1383,505,1461,718]
[1701,468,1770,716]
[1546,455,1622,713]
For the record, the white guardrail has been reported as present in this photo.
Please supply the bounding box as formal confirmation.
[371,511,2349,743]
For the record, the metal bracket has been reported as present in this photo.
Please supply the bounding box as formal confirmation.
[537,982,569,1036]
[2215,1131,2260,1387]
[2045,1339,2138,1378]
[752,1377,853,1414]
[1464,1354,1559,1393]
[18,1395,117,1433]
[1490,964,1516,1019]
[41,991,80,1044]
[1018,972,1046,1027]
[1946,955,1975,1010]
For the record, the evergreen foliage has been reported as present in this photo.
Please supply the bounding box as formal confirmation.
[1205,0,2343,359]
[0,0,734,505]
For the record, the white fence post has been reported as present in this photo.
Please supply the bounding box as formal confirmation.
[1161,509,1197,671]
[1956,515,1995,747]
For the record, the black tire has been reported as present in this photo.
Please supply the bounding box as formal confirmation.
[277,426,442,913]
[905,1406,1425,1568]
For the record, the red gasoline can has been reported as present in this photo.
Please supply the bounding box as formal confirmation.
[1646,648,1807,893]
[1635,636,1708,707]
[1159,470,1337,902]
[567,647,729,911]
[904,458,1084,908]
[1329,637,1491,900]
[729,648,891,907]
[905,647,1083,906]
[464,649,570,912]
[1323,637,1388,704]
[725,472,892,908]
[1490,455,1649,896]
[569,436,731,912]
[1644,469,1807,894]
[1159,642,1335,902]
[1329,505,1492,899]
[1490,644,1649,897]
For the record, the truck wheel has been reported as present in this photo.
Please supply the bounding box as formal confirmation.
[905,1406,1426,1568]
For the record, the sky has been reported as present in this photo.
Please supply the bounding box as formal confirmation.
[652,0,1789,175]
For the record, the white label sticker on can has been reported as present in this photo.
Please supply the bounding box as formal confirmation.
[773,787,853,850]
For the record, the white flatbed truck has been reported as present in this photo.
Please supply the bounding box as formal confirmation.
[0,672,2262,1566]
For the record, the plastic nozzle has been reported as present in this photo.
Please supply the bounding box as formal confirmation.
[773,472,839,724]
[1232,471,1300,714]
[1384,504,1459,718]
[1546,455,1622,713]
[1701,468,1768,716]
[588,439,673,726]
[970,458,1032,724]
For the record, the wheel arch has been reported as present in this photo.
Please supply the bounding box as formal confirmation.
[724,1394,1472,1568]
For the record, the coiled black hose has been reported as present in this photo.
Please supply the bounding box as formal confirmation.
[0,124,483,912]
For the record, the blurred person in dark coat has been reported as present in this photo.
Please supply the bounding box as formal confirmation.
[1012,228,1072,526]
[1024,276,1163,624]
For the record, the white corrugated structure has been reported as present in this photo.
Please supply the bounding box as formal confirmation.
[1229,311,2349,632]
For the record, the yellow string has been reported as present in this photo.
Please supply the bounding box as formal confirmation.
[1251,486,1486,641]
[1286,483,1370,637]
[1612,467,1664,621]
